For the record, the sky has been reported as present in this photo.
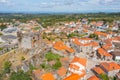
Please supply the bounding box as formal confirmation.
[0,0,120,13]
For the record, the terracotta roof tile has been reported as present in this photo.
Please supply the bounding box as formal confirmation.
[57,67,67,76]
[94,31,108,37]
[72,38,83,46]
[91,21,97,25]
[71,57,87,67]
[80,38,93,41]
[60,57,69,62]
[41,73,55,80]
[95,21,104,26]
[70,64,80,70]
[92,67,105,74]
[83,29,88,32]
[102,44,112,51]
[100,62,120,71]
[91,42,99,47]
[64,73,85,80]
[98,48,112,57]
[53,41,75,53]
[72,38,97,47]
[87,75,99,80]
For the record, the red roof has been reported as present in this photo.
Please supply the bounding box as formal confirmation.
[72,38,83,46]
[80,38,93,41]
[64,73,85,80]
[92,67,105,74]
[87,75,99,80]
[83,42,99,47]
[94,31,108,37]
[100,62,120,71]
[98,48,112,57]
[95,21,104,26]
[54,41,75,53]
[70,64,80,70]
[72,38,98,47]
[57,67,67,76]
[102,44,112,50]
[71,57,87,67]
[41,73,55,80]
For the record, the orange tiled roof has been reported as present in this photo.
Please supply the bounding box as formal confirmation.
[54,41,75,53]
[72,38,99,47]
[104,36,120,44]
[83,43,91,46]
[112,36,120,41]
[64,73,85,80]
[60,57,69,65]
[91,42,99,47]
[104,38,112,44]
[87,75,99,80]
[92,67,105,74]
[41,73,55,80]
[98,48,112,57]
[60,57,69,62]
[71,57,87,67]
[57,67,67,76]
[70,64,80,70]
[102,44,112,50]
[100,62,120,71]
[91,21,97,25]
[72,38,83,46]
[83,29,88,32]
[72,38,93,46]
[94,31,108,37]
[80,38,93,41]
[96,21,104,26]
[83,24,89,28]
[66,47,75,53]
[82,41,99,47]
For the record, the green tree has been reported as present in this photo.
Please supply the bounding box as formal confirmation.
[4,61,12,73]
[10,70,32,80]
[0,25,7,31]
[40,63,50,70]
[52,61,62,70]
[0,71,3,80]
[45,52,60,61]
[89,34,99,40]
[100,74,109,80]
[29,64,37,71]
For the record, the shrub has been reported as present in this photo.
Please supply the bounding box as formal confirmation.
[45,52,60,61]
[52,61,62,70]
[3,61,12,73]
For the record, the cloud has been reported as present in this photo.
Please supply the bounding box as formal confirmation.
[99,0,120,5]
[0,0,120,12]
[0,0,8,3]
[0,0,15,8]
[104,0,113,2]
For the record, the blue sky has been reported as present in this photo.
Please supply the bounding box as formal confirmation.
[0,0,120,13]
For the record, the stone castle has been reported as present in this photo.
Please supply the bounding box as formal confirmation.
[17,30,42,49]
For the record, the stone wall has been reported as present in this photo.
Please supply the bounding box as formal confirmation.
[0,44,18,55]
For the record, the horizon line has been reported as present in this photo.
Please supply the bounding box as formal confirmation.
[0,11,120,14]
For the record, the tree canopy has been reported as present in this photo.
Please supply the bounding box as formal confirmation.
[9,70,32,80]
[3,61,12,73]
